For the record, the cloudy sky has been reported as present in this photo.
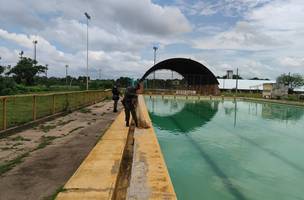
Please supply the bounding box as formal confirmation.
[0,0,303,79]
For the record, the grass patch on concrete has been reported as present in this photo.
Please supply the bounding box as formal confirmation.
[39,124,57,133]
[36,136,59,150]
[56,119,74,126]
[0,147,11,151]
[12,142,23,147]
[11,135,31,141]
[68,126,84,133]
[0,152,29,175]
[79,108,91,113]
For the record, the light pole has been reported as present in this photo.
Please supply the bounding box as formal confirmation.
[84,12,91,90]
[235,68,239,94]
[65,64,69,86]
[153,46,158,89]
[19,51,24,59]
[45,64,48,77]
[33,40,38,64]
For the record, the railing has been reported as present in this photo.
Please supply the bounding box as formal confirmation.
[0,90,111,131]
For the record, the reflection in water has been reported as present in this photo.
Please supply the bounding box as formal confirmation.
[147,97,186,117]
[146,97,219,133]
[225,101,304,128]
[261,103,304,121]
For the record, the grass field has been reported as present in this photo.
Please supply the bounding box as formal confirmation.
[0,90,110,131]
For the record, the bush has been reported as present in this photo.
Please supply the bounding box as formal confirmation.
[0,77,17,95]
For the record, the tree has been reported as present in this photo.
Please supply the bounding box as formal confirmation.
[7,57,47,85]
[116,77,132,88]
[276,73,304,92]
[0,65,4,75]
[221,74,243,79]
[250,77,270,80]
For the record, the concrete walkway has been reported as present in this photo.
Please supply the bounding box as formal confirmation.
[56,111,129,199]
[0,101,120,200]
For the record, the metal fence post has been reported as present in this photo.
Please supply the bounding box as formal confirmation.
[52,94,56,114]
[32,95,37,120]
[2,98,7,130]
[65,93,69,110]
[86,91,89,105]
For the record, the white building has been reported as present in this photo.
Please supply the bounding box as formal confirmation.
[217,78,304,92]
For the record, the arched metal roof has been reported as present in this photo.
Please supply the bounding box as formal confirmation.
[140,58,219,85]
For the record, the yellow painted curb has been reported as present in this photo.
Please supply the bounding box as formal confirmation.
[56,111,129,200]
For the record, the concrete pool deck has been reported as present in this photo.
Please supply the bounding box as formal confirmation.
[56,95,176,200]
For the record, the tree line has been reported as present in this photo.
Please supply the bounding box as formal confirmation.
[0,57,133,96]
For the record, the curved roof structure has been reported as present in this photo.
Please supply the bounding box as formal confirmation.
[140,58,219,85]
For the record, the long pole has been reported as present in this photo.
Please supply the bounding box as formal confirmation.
[153,46,158,89]
[33,40,37,65]
[235,68,239,94]
[84,12,91,91]
[86,17,89,90]
[65,65,69,86]
[45,64,48,77]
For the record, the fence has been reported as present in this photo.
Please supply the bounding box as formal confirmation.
[0,90,111,131]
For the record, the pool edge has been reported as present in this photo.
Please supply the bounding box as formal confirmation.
[126,95,177,199]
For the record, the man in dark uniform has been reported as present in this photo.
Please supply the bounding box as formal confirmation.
[122,83,140,127]
[112,84,120,112]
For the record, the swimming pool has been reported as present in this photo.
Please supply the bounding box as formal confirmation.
[145,96,304,200]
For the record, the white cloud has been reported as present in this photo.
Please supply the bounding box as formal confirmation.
[178,0,272,16]
[279,57,304,67]
[0,0,192,78]
[193,21,283,50]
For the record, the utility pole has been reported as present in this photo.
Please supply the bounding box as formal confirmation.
[84,12,91,91]
[235,68,239,94]
[99,68,101,80]
[33,40,38,65]
[65,65,69,86]
[19,51,24,59]
[45,64,48,77]
[153,46,158,89]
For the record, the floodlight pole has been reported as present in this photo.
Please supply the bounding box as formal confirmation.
[33,40,38,65]
[85,12,91,91]
[235,68,239,94]
[65,64,69,86]
[153,46,158,89]
[45,64,48,77]
[19,51,24,59]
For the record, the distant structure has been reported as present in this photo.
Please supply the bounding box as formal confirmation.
[227,70,233,79]
[140,58,220,95]
[262,83,288,99]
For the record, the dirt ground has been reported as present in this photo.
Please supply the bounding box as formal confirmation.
[0,100,122,200]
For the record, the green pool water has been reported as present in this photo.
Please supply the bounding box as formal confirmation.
[145,97,304,200]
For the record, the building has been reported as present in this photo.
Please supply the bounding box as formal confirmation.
[262,83,288,99]
[140,58,220,95]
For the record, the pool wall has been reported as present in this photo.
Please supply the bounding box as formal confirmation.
[127,95,177,199]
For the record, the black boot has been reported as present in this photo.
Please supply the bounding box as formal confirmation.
[126,121,129,127]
